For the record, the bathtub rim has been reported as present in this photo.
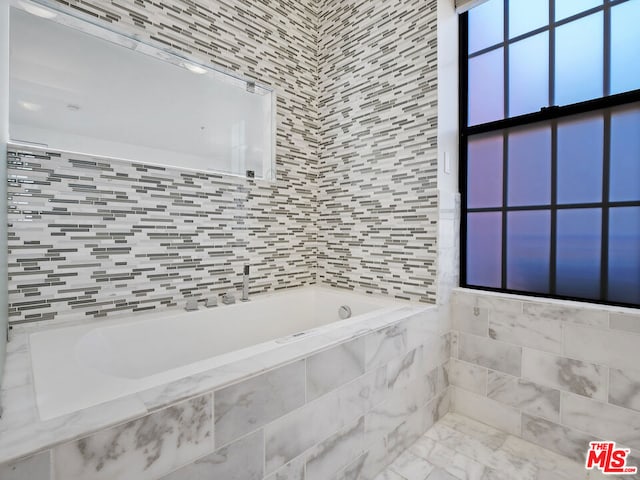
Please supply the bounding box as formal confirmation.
[0,294,439,466]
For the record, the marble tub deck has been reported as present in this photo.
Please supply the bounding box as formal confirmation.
[376,413,633,480]
[0,305,429,465]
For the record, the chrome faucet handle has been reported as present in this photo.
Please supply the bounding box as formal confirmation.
[185,299,199,311]
[205,297,218,308]
[222,292,236,305]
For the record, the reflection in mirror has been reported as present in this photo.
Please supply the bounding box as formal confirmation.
[9,2,276,180]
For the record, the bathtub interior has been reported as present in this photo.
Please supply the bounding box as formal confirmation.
[29,286,403,420]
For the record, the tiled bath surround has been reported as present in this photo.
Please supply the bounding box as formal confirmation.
[7,0,440,327]
[318,0,439,304]
[0,308,451,480]
[7,0,320,326]
[450,288,640,469]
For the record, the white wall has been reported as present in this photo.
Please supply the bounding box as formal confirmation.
[0,0,10,411]
[436,0,460,309]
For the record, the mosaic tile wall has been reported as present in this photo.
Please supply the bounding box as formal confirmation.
[8,0,319,325]
[317,0,439,303]
[7,0,441,326]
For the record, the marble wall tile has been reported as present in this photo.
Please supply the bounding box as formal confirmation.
[305,417,364,480]
[561,393,640,451]
[452,291,523,314]
[521,413,592,463]
[610,313,640,334]
[387,347,423,391]
[522,301,609,328]
[264,456,305,480]
[564,324,640,371]
[488,311,562,354]
[366,372,431,446]
[487,371,560,422]
[265,368,383,474]
[458,333,522,377]
[521,348,607,401]
[449,358,487,395]
[307,338,366,401]
[452,301,488,336]
[54,394,213,480]
[335,452,367,480]
[386,407,430,461]
[0,451,50,480]
[160,430,263,480]
[365,323,408,371]
[215,360,305,447]
[452,387,522,436]
[610,368,640,413]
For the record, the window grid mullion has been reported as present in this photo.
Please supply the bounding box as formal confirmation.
[549,120,558,295]
[601,112,612,301]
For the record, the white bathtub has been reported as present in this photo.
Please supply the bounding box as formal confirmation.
[29,287,405,420]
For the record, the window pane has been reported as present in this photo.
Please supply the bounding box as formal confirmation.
[467,212,502,288]
[555,13,603,106]
[557,116,603,204]
[507,210,550,293]
[556,209,602,299]
[468,48,504,126]
[507,125,551,206]
[509,32,549,117]
[610,106,640,202]
[509,0,549,38]
[468,134,503,208]
[468,0,504,54]
[555,0,601,21]
[611,0,640,94]
[608,207,640,304]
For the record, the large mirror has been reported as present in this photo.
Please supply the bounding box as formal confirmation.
[9,1,276,180]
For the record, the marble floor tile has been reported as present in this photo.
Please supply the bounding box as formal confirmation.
[375,412,606,480]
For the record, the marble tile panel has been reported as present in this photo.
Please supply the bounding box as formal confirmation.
[386,407,430,459]
[264,455,305,480]
[409,435,487,480]
[561,393,640,450]
[160,430,263,480]
[0,394,147,466]
[488,310,562,354]
[457,333,522,377]
[452,387,521,436]
[373,470,405,480]
[305,416,365,480]
[387,347,424,391]
[521,413,593,463]
[499,436,590,480]
[610,368,640,413]
[438,413,508,451]
[307,338,366,401]
[425,469,458,480]
[487,371,560,422]
[365,323,408,371]
[335,452,367,480]
[0,451,50,480]
[453,291,523,313]
[54,394,213,480]
[449,359,487,396]
[521,348,607,401]
[388,449,435,480]
[522,301,609,328]
[215,360,305,447]
[564,324,640,371]
[452,301,488,337]
[366,372,432,446]
[610,312,640,334]
[265,368,384,474]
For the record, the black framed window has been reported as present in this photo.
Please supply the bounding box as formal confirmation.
[460,0,640,307]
